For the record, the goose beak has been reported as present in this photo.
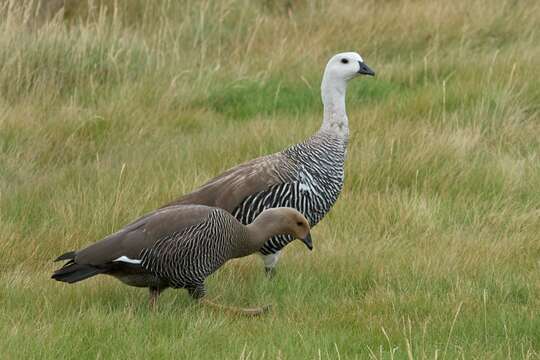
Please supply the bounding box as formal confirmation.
[301,233,313,251]
[357,61,375,76]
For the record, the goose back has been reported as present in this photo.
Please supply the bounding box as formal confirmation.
[233,130,346,254]
[140,209,246,289]
[166,130,346,255]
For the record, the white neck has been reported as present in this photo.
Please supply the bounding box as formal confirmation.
[319,72,349,138]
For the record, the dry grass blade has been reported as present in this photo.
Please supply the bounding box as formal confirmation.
[0,0,539,358]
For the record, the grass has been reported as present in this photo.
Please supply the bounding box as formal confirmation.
[1,0,539,358]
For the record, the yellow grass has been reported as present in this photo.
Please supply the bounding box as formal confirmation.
[1,0,539,358]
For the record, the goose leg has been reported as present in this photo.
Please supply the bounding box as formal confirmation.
[261,252,281,278]
[187,284,207,300]
[149,286,162,310]
[265,267,276,278]
[189,284,271,316]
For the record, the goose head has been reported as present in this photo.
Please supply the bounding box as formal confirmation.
[323,52,375,82]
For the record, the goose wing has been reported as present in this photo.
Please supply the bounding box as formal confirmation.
[164,153,295,213]
[73,205,214,266]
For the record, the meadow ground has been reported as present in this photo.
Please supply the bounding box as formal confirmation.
[1,0,539,358]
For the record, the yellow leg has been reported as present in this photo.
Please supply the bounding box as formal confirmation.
[199,298,272,317]
[149,287,161,310]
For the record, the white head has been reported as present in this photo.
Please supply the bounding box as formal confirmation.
[319,51,374,135]
[323,51,375,82]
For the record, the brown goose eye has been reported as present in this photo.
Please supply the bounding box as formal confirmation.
[341,58,349,64]
[297,222,303,226]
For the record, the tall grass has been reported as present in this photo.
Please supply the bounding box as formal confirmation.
[1,0,539,358]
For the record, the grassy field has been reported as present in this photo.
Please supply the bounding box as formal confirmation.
[1,0,539,358]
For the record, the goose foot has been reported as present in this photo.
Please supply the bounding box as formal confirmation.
[200,298,272,316]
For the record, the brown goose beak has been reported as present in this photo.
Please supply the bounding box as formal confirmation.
[301,233,313,251]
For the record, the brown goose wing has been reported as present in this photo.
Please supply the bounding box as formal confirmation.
[164,154,292,212]
[74,205,213,266]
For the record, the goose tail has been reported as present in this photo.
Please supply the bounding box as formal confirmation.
[52,252,104,283]
[54,251,76,262]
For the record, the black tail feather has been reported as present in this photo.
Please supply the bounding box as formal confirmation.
[52,262,104,283]
[54,251,76,262]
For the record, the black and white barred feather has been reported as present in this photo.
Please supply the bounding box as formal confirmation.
[232,131,346,255]
[140,209,243,291]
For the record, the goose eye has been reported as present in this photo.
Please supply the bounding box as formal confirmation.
[296,222,303,226]
[340,58,349,64]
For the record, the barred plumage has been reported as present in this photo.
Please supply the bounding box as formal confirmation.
[140,209,242,294]
[233,131,346,255]
[162,51,374,271]
[52,205,312,308]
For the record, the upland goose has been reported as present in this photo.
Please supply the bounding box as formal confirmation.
[164,52,374,273]
[52,206,311,315]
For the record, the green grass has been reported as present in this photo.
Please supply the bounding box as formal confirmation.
[1,0,539,358]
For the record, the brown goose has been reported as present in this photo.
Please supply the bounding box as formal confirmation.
[163,52,374,274]
[52,206,311,315]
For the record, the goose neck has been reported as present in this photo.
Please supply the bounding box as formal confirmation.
[241,213,283,256]
[319,74,349,138]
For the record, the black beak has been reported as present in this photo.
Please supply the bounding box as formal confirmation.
[301,233,313,251]
[357,61,375,76]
